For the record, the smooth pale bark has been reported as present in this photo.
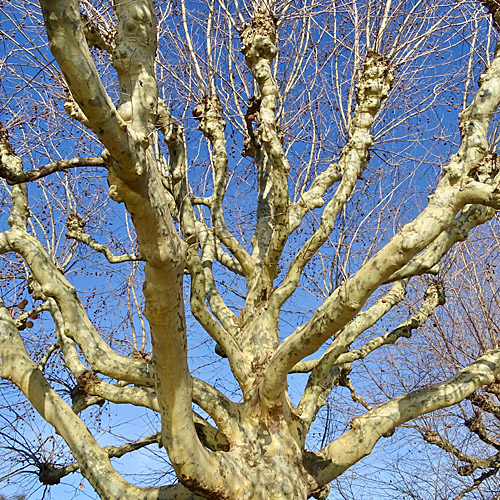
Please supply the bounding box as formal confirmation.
[386,203,495,282]
[273,52,395,307]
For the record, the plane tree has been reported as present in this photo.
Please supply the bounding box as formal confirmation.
[2,0,500,498]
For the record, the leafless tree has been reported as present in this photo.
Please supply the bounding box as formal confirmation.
[2,0,500,498]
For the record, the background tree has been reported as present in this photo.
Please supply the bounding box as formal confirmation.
[2,0,500,499]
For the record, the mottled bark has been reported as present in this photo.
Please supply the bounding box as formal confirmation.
[1,1,500,499]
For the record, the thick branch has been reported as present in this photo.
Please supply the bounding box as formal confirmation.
[309,348,500,488]
[241,12,290,298]
[192,377,242,441]
[197,225,239,334]
[271,52,395,310]
[297,281,408,433]
[193,413,230,452]
[193,96,255,276]
[187,251,244,357]
[288,163,343,231]
[105,128,227,493]
[2,229,153,385]
[157,104,250,386]
[386,204,495,282]
[336,282,445,364]
[157,104,240,350]
[0,124,28,229]
[112,0,157,134]
[0,302,199,499]
[39,0,135,169]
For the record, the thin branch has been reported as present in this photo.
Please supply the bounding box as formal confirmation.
[0,157,105,185]
[65,214,143,263]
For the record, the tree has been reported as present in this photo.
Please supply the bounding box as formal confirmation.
[2,0,500,498]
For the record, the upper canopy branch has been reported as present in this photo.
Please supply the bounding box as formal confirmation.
[287,51,395,235]
[240,11,290,295]
[112,0,158,135]
[270,51,395,311]
[193,96,256,276]
[0,124,28,230]
[335,282,445,365]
